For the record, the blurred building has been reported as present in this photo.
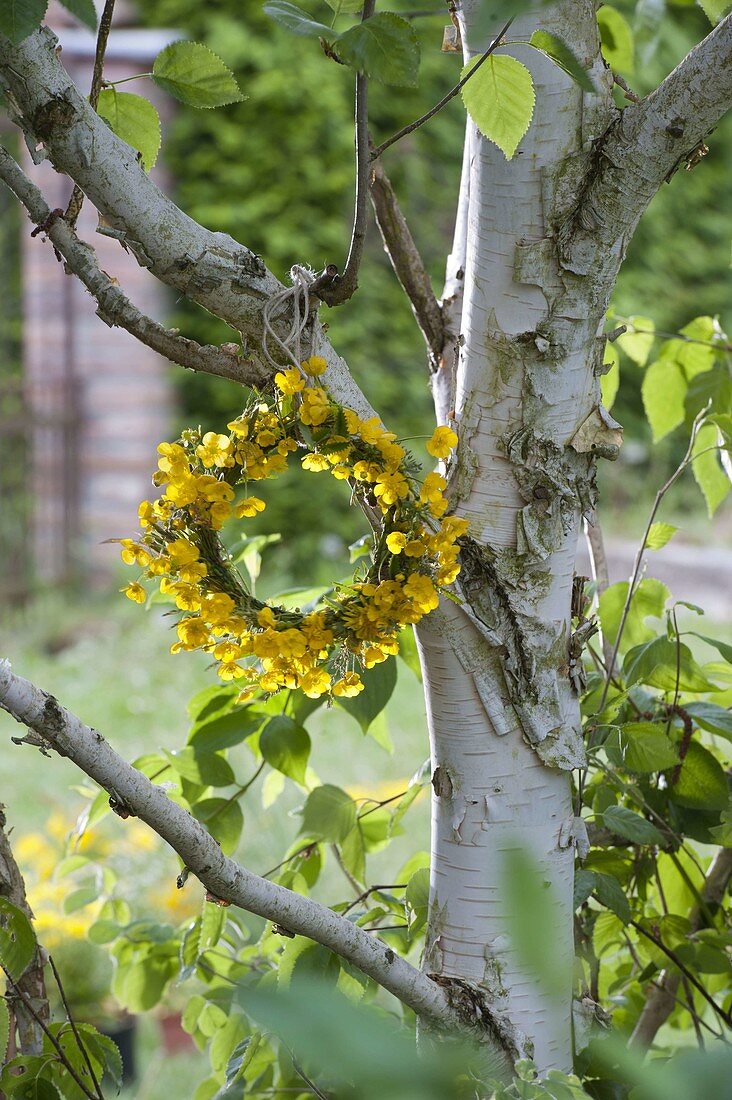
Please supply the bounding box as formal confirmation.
[0,1,177,599]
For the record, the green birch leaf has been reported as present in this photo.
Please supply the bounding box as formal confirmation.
[677,317,717,378]
[335,657,396,733]
[672,741,729,810]
[461,54,535,160]
[684,701,732,740]
[598,577,669,652]
[616,316,654,365]
[624,636,718,692]
[163,747,235,787]
[58,0,96,30]
[405,867,430,934]
[688,632,732,663]
[0,898,36,982]
[301,785,357,843]
[642,358,687,441]
[188,707,261,751]
[646,522,677,550]
[620,723,680,773]
[574,869,597,909]
[0,0,47,44]
[398,626,422,682]
[597,5,634,73]
[692,422,730,516]
[529,30,597,92]
[601,342,620,409]
[264,1,335,37]
[259,715,311,785]
[337,14,420,87]
[685,363,732,420]
[602,805,665,845]
[593,871,631,924]
[96,90,161,171]
[152,42,245,108]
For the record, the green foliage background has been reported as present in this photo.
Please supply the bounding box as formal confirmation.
[139,0,730,574]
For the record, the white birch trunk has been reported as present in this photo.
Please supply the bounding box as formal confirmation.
[418,0,616,1071]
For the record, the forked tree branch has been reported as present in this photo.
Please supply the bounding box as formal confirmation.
[567,13,732,266]
[0,26,379,423]
[0,144,267,387]
[0,660,460,1035]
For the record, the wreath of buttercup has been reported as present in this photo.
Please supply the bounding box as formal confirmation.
[120,357,468,702]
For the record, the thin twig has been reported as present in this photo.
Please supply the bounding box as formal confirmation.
[65,0,116,226]
[317,1,375,307]
[369,156,444,365]
[598,407,709,710]
[0,144,265,386]
[331,843,362,896]
[371,17,514,160]
[2,971,102,1100]
[206,761,266,826]
[292,1059,331,1100]
[629,919,732,1028]
[48,955,104,1100]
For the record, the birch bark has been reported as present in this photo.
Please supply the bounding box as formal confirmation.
[417,0,616,1071]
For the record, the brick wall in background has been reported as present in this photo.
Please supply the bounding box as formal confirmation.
[22,8,178,586]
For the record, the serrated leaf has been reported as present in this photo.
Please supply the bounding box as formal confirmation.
[685,363,732,421]
[646,522,677,550]
[600,342,620,409]
[593,871,631,924]
[259,715,311,785]
[671,741,729,810]
[59,0,96,30]
[642,357,687,441]
[461,53,535,160]
[597,5,634,73]
[529,30,596,92]
[697,0,732,23]
[193,797,244,855]
[152,42,245,109]
[301,785,357,843]
[96,90,161,171]
[334,657,396,734]
[264,1,335,37]
[692,421,730,517]
[0,0,47,44]
[620,722,680,772]
[0,898,36,982]
[337,13,420,87]
[602,805,664,845]
[625,636,718,693]
[200,899,227,953]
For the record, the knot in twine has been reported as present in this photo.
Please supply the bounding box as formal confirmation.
[262,264,316,375]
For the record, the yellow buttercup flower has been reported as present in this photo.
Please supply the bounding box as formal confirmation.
[122,581,146,604]
[235,496,266,519]
[333,673,364,698]
[302,356,328,377]
[275,368,306,395]
[426,425,458,459]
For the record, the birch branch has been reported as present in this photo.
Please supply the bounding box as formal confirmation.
[0,660,457,1034]
[369,158,444,367]
[0,810,49,1057]
[0,26,378,422]
[0,145,267,387]
[568,14,732,263]
[629,847,732,1050]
